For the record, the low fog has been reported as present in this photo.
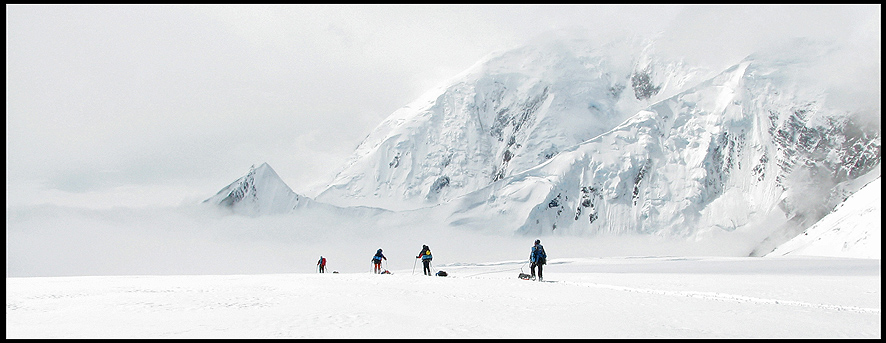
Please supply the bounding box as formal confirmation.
[6,203,770,278]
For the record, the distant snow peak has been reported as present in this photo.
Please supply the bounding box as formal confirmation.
[204,162,305,216]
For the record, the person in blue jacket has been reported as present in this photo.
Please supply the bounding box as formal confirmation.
[317,256,327,273]
[529,239,547,281]
[416,245,433,276]
[372,248,387,274]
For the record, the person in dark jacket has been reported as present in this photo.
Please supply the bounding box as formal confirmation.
[372,249,387,274]
[317,256,327,273]
[529,239,547,281]
[416,245,433,276]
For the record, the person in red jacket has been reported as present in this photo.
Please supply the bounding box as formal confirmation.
[372,249,387,274]
[317,256,327,273]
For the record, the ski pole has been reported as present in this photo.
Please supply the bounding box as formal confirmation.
[412,258,418,275]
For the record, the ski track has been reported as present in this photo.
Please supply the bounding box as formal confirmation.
[527,279,880,315]
[476,276,880,314]
[446,264,879,315]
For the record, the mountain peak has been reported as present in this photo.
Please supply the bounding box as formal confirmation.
[204,162,306,216]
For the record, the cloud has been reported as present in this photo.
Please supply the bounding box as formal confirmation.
[6,202,768,277]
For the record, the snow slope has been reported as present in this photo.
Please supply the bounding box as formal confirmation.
[6,256,880,338]
[768,175,881,259]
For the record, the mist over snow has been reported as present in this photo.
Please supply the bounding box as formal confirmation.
[7,21,881,278]
[6,184,881,338]
[8,200,751,278]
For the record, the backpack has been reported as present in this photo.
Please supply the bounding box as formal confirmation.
[537,246,547,265]
[436,271,448,277]
[421,249,433,261]
[532,245,547,265]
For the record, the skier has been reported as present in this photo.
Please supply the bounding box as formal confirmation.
[416,245,433,276]
[529,239,547,281]
[372,248,387,274]
[317,256,327,273]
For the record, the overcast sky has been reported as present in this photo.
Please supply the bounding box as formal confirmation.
[6,4,881,209]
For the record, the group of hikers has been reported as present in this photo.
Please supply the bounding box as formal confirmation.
[315,239,547,281]
[369,245,431,275]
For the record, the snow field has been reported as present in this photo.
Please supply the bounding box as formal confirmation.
[7,256,879,338]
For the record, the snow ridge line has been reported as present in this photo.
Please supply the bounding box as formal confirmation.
[561,281,880,314]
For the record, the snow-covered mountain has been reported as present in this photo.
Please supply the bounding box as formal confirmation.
[205,36,879,258]
[442,39,879,255]
[204,162,391,218]
[310,36,879,256]
[203,163,309,216]
[316,35,717,211]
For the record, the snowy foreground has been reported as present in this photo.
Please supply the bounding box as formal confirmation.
[6,256,880,338]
